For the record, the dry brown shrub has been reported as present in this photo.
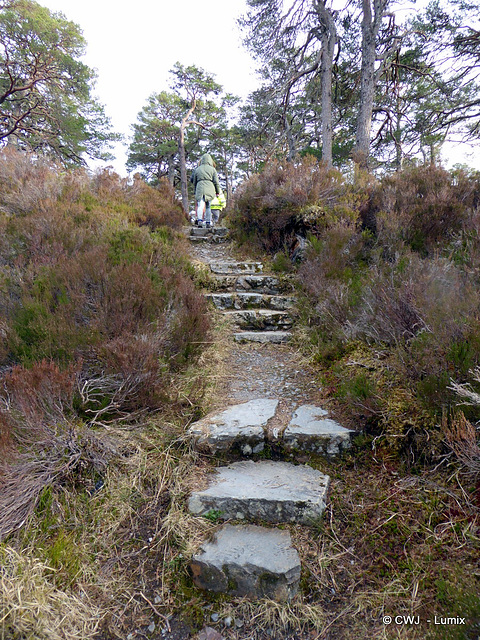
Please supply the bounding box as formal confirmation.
[128,176,185,230]
[379,165,470,254]
[0,148,63,215]
[443,411,480,477]
[298,222,367,333]
[0,361,115,539]
[231,156,343,253]
[80,332,170,422]
[347,265,427,345]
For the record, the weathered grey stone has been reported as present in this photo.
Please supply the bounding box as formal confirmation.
[205,292,295,311]
[189,227,228,237]
[197,627,225,640]
[225,309,293,331]
[266,295,296,310]
[235,275,282,292]
[283,404,353,456]
[189,235,229,244]
[205,293,236,309]
[190,524,301,601]
[209,261,263,275]
[234,331,291,344]
[188,399,278,454]
[212,274,285,294]
[188,460,330,524]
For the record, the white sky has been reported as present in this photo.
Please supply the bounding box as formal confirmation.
[39,0,260,175]
[37,0,480,174]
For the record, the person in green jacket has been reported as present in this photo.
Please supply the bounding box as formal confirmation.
[190,153,221,227]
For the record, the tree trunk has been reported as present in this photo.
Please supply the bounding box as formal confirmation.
[222,150,233,203]
[178,100,196,213]
[167,154,175,186]
[316,1,337,168]
[355,0,388,169]
[284,114,296,161]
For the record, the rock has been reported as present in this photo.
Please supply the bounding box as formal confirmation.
[197,627,225,640]
[225,309,293,331]
[187,398,278,454]
[188,460,330,524]
[190,524,301,601]
[212,274,287,294]
[209,261,263,275]
[283,404,354,456]
[148,621,155,633]
[205,292,295,311]
[205,293,235,309]
[234,331,291,344]
[236,275,282,292]
[189,227,228,238]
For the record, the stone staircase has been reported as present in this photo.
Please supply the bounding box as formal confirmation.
[201,239,295,344]
[185,226,230,244]
[185,225,355,603]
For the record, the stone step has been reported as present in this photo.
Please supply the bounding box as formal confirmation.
[190,227,228,237]
[212,274,290,294]
[283,404,354,456]
[189,235,229,244]
[188,460,330,525]
[205,292,295,311]
[188,398,278,455]
[234,331,292,344]
[209,261,263,275]
[190,524,301,602]
[188,400,354,456]
[225,309,294,331]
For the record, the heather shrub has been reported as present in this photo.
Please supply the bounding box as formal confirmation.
[0,360,115,539]
[298,221,370,344]
[378,164,472,255]
[0,150,209,403]
[0,151,210,540]
[297,164,480,458]
[128,176,185,230]
[230,156,345,253]
[0,148,63,215]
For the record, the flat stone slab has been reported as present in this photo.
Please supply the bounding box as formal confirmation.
[213,274,284,294]
[205,292,295,311]
[283,404,354,456]
[190,524,301,601]
[188,460,330,524]
[225,309,293,331]
[189,235,229,244]
[234,331,291,344]
[190,227,228,237]
[209,261,263,275]
[188,398,278,454]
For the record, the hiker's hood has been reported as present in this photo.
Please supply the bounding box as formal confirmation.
[199,154,214,166]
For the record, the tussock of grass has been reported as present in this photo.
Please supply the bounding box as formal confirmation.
[0,546,102,640]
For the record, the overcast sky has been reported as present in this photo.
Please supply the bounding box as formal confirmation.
[40,0,259,175]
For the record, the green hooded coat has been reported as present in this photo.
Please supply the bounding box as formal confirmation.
[190,154,220,203]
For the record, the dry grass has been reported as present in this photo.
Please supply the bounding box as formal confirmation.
[443,412,480,477]
[0,546,102,640]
